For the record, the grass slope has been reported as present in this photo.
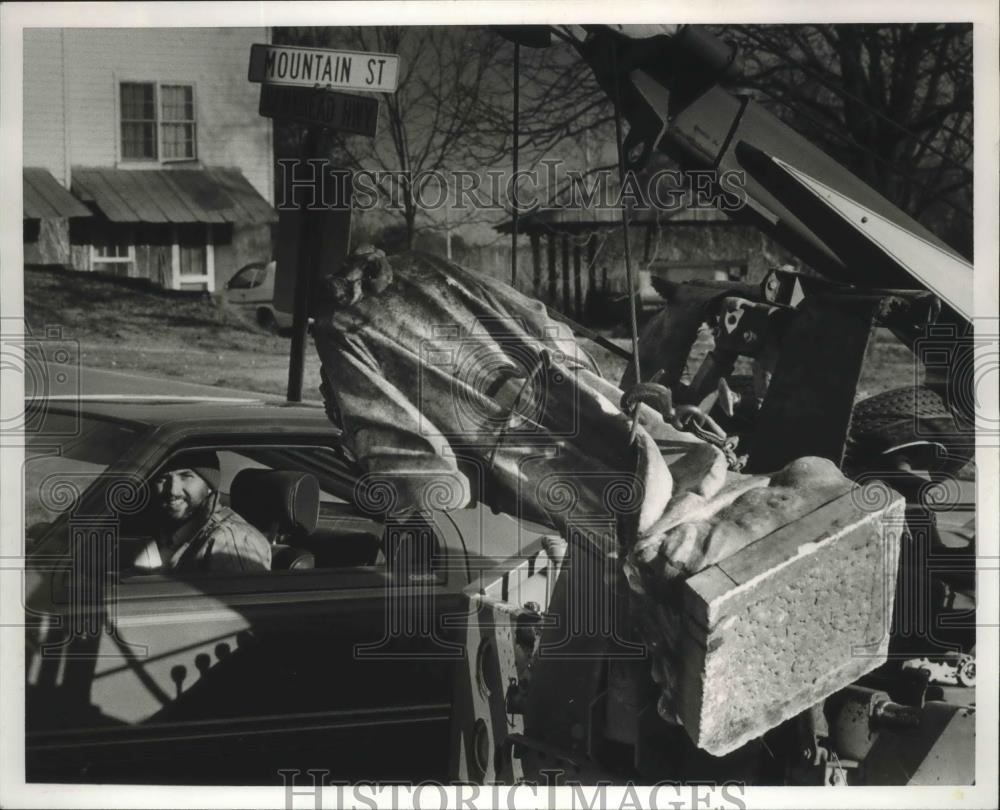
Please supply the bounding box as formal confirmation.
[24,267,323,399]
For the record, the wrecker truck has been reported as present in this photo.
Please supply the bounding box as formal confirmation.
[448,24,978,787]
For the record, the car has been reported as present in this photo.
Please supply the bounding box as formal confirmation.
[222,260,293,332]
[24,395,553,785]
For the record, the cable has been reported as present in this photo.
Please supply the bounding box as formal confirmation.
[610,43,643,442]
[511,41,520,288]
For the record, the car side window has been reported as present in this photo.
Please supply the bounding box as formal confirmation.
[227,264,262,290]
[122,444,416,578]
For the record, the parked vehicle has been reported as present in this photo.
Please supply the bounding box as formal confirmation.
[222,260,292,332]
[24,395,552,784]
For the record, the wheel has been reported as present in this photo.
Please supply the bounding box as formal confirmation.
[256,307,279,333]
[957,656,976,687]
[847,385,973,473]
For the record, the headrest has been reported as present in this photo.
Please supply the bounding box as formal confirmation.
[230,469,319,536]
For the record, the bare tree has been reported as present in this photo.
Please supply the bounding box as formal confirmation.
[274,26,506,249]
[719,23,973,255]
[471,24,974,253]
[466,37,615,169]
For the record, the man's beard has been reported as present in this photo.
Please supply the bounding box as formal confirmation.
[162,494,210,523]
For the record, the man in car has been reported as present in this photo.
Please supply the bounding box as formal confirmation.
[151,450,272,573]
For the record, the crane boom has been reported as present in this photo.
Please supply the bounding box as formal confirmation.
[559,25,973,322]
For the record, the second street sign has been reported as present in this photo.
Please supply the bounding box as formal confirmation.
[248,43,399,93]
[259,84,380,136]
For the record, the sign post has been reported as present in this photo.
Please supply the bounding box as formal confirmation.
[285,128,319,404]
[251,42,395,402]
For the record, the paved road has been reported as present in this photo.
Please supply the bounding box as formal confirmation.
[45,364,284,400]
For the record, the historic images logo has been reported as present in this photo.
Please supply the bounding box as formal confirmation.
[276,159,748,215]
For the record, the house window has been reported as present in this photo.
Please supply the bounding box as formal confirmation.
[91,243,135,277]
[160,85,196,160]
[170,224,215,292]
[121,83,157,160]
[120,81,197,163]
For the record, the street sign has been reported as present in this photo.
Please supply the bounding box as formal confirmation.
[248,43,399,93]
[259,84,379,137]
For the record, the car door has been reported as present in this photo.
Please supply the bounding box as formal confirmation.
[255,260,277,304]
[25,439,471,785]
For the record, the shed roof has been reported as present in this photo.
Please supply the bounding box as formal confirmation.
[72,167,276,225]
[23,168,91,220]
[494,203,731,235]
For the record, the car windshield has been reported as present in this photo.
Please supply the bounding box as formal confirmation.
[25,410,142,539]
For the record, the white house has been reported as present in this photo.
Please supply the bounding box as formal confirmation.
[23,27,276,291]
